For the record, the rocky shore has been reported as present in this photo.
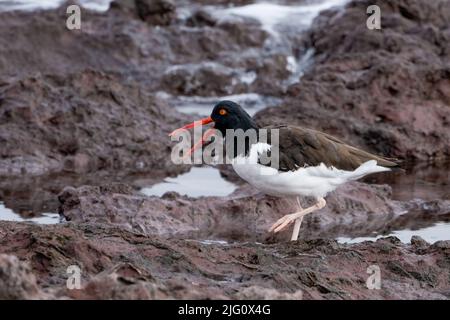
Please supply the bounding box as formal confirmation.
[1,221,449,299]
[0,0,449,299]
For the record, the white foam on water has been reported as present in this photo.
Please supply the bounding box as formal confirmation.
[285,48,315,85]
[337,222,450,244]
[0,202,60,224]
[78,0,111,11]
[0,0,111,12]
[221,0,350,34]
[239,71,257,85]
[141,166,237,198]
[197,239,230,246]
[286,56,298,73]
[0,0,60,11]
[157,91,281,117]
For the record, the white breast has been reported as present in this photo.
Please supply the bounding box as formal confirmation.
[231,143,391,198]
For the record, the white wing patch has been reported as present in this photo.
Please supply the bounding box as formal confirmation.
[233,142,271,165]
[232,144,392,198]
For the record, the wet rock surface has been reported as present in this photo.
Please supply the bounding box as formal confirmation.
[0,221,449,299]
[0,0,449,300]
[0,70,189,177]
[0,254,45,299]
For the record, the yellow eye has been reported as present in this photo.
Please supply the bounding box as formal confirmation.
[219,109,227,116]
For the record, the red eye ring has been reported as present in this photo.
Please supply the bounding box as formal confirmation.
[219,109,227,116]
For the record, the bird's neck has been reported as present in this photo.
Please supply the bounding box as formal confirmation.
[224,121,262,160]
[238,116,259,132]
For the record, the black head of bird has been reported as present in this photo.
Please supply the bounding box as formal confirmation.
[210,100,258,136]
[169,100,259,156]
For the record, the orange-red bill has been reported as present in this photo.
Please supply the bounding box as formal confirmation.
[184,128,216,158]
[169,116,213,137]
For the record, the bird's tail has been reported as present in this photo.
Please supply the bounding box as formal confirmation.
[346,160,391,181]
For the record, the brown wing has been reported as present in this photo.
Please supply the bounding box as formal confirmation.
[263,125,400,172]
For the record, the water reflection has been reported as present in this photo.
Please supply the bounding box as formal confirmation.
[363,162,450,201]
[337,221,450,244]
[141,166,237,198]
[0,202,59,224]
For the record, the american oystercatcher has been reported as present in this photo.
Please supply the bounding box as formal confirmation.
[170,101,400,241]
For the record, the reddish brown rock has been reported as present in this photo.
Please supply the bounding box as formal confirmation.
[0,222,449,299]
[0,71,189,177]
[110,0,177,26]
[0,0,287,95]
[0,254,45,299]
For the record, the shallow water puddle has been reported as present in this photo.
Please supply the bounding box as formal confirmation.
[337,222,450,244]
[141,166,237,198]
[0,202,59,224]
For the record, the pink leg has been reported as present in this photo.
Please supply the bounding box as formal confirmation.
[290,197,303,241]
[269,197,326,235]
